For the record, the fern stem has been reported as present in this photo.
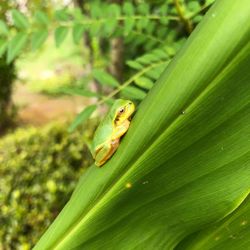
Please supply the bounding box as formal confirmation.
[120,27,165,44]
[98,61,168,105]
[117,15,179,21]
[60,15,179,27]
[173,0,193,34]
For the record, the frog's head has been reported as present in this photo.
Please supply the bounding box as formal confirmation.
[111,99,135,125]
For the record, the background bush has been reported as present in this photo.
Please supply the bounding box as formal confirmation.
[0,122,93,250]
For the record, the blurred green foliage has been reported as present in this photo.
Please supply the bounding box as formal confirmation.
[0,0,214,132]
[27,71,76,95]
[17,35,86,96]
[0,122,93,250]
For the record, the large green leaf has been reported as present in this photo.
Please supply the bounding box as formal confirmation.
[176,196,250,249]
[34,0,250,249]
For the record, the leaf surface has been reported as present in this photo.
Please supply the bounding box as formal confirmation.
[31,30,48,51]
[92,69,120,87]
[55,26,69,47]
[7,33,28,63]
[12,9,29,29]
[34,1,250,249]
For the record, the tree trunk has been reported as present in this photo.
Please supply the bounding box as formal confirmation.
[0,57,15,133]
[109,37,124,83]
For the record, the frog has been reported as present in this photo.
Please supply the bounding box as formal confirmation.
[91,99,135,167]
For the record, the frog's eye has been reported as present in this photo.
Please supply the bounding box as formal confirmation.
[119,108,125,114]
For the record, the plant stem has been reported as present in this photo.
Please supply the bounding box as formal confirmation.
[174,0,193,34]
[97,61,168,105]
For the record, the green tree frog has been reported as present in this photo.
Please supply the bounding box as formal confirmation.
[91,99,135,167]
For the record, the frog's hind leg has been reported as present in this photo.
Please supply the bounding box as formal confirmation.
[95,139,119,167]
[95,144,111,167]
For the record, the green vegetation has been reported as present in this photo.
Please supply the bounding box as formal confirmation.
[17,36,85,95]
[0,0,249,249]
[0,123,93,249]
[0,1,214,124]
[34,0,250,249]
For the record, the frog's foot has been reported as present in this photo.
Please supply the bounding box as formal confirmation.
[95,139,120,167]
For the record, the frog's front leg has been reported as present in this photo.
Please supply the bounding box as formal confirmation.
[95,139,120,167]
[112,120,130,139]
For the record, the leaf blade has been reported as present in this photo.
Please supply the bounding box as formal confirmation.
[7,33,28,63]
[59,87,99,97]
[0,20,8,35]
[72,24,85,44]
[12,9,29,29]
[68,105,97,133]
[92,69,120,87]
[134,76,154,89]
[0,39,7,57]
[34,11,50,26]
[121,86,147,100]
[55,26,69,47]
[34,1,250,249]
[31,29,48,51]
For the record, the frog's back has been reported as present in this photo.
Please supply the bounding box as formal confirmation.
[92,117,113,152]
